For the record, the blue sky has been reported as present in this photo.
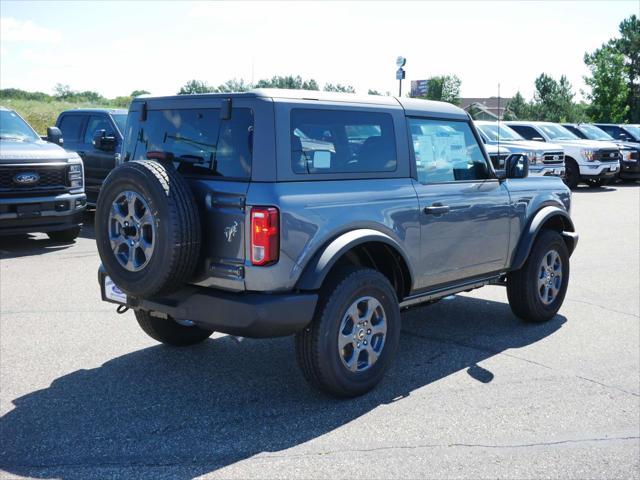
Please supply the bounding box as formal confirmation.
[1,1,637,100]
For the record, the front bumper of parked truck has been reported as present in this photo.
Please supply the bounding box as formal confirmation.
[0,192,86,235]
[98,267,318,338]
[579,161,620,178]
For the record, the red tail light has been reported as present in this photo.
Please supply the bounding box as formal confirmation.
[251,207,279,266]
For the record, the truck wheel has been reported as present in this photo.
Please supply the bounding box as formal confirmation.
[47,226,81,242]
[295,267,401,397]
[135,310,213,346]
[95,160,201,297]
[587,178,604,188]
[507,230,570,323]
[563,158,580,189]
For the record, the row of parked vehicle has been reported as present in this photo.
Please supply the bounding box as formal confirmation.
[476,120,640,188]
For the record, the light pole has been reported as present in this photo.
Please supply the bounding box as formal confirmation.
[396,56,406,97]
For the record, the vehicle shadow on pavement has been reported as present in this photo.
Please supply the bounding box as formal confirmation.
[0,295,566,479]
[0,234,74,260]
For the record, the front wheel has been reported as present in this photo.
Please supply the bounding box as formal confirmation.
[563,159,580,189]
[507,230,570,323]
[135,310,214,346]
[47,226,81,242]
[295,267,401,397]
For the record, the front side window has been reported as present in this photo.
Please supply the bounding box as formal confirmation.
[127,108,253,179]
[291,109,397,174]
[84,115,116,144]
[409,118,490,184]
[58,115,85,143]
[578,124,613,141]
[509,125,545,141]
[0,110,39,142]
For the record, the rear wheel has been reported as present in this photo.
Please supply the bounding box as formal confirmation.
[135,310,214,346]
[47,226,81,242]
[563,158,580,189]
[507,230,570,323]
[295,267,401,397]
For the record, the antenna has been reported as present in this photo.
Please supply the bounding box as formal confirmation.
[497,83,501,158]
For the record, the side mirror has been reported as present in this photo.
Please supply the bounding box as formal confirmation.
[47,127,63,146]
[93,129,116,151]
[505,154,529,179]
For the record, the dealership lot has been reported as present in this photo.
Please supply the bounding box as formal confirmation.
[0,183,638,479]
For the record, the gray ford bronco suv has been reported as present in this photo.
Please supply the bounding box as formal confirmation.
[96,90,578,397]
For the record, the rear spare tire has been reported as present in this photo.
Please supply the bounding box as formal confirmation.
[95,160,201,297]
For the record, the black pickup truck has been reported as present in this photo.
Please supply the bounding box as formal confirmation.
[55,108,126,205]
[0,106,86,240]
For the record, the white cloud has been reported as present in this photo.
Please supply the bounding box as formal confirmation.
[0,17,62,43]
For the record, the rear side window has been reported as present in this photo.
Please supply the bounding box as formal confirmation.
[125,108,253,179]
[409,118,489,184]
[509,125,544,141]
[58,115,85,143]
[291,109,397,174]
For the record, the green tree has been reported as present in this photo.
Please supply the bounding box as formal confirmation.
[411,75,461,105]
[215,78,251,93]
[503,91,532,120]
[178,79,215,95]
[254,75,319,90]
[367,89,382,96]
[130,90,150,97]
[583,45,629,122]
[323,83,356,93]
[612,15,639,122]
[53,83,73,99]
[532,73,578,122]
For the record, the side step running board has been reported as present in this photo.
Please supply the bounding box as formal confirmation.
[400,275,502,309]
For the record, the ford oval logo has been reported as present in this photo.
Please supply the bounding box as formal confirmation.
[553,155,559,161]
[609,152,615,158]
[13,172,40,185]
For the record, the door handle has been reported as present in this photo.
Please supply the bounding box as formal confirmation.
[423,204,450,215]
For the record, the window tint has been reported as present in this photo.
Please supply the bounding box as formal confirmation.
[409,118,489,184]
[84,115,116,144]
[509,125,544,141]
[126,108,253,179]
[291,109,397,174]
[58,115,85,143]
[602,125,631,141]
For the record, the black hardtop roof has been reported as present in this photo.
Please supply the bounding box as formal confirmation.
[131,89,469,119]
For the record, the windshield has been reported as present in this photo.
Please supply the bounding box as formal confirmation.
[538,124,579,141]
[477,123,523,141]
[622,125,640,139]
[578,124,614,141]
[0,110,40,142]
[111,114,127,134]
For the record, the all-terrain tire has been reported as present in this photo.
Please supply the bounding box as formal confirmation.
[47,226,81,242]
[507,230,570,323]
[95,160,201,297]
[135,310,213,346]
[295,267,401,398]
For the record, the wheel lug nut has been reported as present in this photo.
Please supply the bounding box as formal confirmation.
[357,342,361,348]
[367,329,371,334]
[364,340,368,345]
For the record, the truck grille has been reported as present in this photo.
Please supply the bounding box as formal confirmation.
[542,151,564,164]
[0,164,69,196]
[595,149,621,162]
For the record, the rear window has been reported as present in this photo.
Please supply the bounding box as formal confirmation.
[291,109,397,174]
[124,108,253,179]
[58,115,85,143]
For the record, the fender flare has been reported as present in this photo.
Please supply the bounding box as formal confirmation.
[510,206,577,271]
[296,229,414,291]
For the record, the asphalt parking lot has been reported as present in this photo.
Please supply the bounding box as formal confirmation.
[0,182,638,479]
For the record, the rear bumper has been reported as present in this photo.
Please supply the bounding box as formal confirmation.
[0,192,86,235]
[98,267,318,338]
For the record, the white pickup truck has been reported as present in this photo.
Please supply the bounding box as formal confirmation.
[504,121,620,188]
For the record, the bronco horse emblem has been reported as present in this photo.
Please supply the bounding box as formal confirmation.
[224,221,239,243]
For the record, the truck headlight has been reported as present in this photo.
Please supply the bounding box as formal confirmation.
[581,149,596,162]
[68,163,83,188]
[622,150,632,161]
